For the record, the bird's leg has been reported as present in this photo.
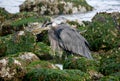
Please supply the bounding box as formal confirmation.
[50,49,63,63]
[54,50,63,63]
[63,50,72,60]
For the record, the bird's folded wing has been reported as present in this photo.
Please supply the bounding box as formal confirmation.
[57,28,93,59]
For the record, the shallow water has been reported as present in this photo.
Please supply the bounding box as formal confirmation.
[54,0,120,23]
[0,0,25,13]
[0,0,120,22]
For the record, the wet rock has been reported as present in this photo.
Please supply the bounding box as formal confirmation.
[20,0,93,15]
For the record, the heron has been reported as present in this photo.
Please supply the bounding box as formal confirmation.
[41,21,93,60]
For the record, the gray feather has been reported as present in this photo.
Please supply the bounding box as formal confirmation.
[54,24,93,59]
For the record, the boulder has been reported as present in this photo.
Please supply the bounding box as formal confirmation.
[84,12,120,51]
[20,0,93,15]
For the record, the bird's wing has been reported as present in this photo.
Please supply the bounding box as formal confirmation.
[56,27,93,59]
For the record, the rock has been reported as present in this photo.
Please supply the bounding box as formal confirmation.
[63,57,103,80]
[23,68,90,81]
[0,52,42,80]
[0,20,13,36]
[26,60,58,71]
[0,52,41,80]
[66,20,85,29]
[25,22,43,35]
[34,42,52,60]
[18,52,40,66]
[0,58,26,81]
[84,12,120,51]
[20,0,93,15]
[0,8,12,20]
[99,49,120,76]
[72,7,78,14]
[0,11,50,36]
[17,52,58,71]
[99,75,120,81]
[0,31,36,56]
[0,8,14,36]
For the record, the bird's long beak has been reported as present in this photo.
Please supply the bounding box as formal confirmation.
[41,21,52,28]
[32,26,51,34]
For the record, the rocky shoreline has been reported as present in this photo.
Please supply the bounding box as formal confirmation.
[0,0,120,81]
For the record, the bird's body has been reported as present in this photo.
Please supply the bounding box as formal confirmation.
[46,23,93,59]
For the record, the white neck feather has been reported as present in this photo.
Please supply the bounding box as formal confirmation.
[52,22,57,27]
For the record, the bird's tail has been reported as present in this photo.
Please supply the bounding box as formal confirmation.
[86,51,93,60]
[84,48,93,60]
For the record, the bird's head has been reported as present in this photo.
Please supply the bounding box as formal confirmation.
[41,21,58,29]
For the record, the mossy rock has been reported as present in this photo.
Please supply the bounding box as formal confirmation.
[64,0,93,11]
[99,49,120,75]
[0,12,50,36]
[34,42,53,60]
[110,72,120,80]
[20,0,93,15]
[66,20,87,32]
[84,12,120,51]
[63,56,104,80]
[63,57,99,72]
[0,52,41,81]
[23,68,90,81]
[0,8,12,21]
[11,16,50,29]
[0,31,36,56]
[99,75,120,81]
[0,57,26,81]
[0,8,12,36]
[26,60,58,71]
